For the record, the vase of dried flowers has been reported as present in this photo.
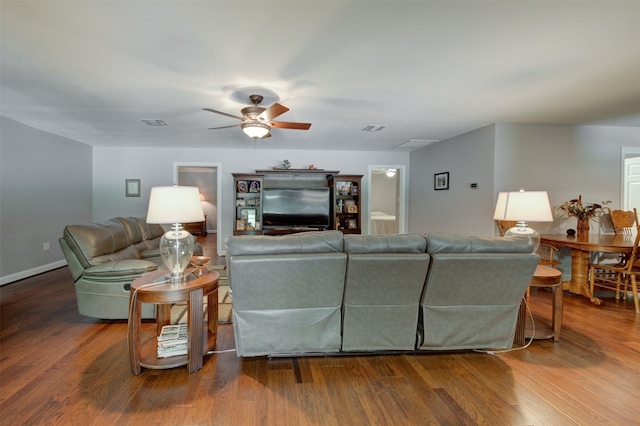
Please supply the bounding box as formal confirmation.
[576,218,590,238]
[558,195,610,238]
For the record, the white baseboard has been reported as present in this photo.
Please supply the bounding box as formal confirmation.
[0,260,67,286]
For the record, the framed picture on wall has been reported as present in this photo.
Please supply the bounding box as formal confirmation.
[434,172,449,191]
[125,179,141,197]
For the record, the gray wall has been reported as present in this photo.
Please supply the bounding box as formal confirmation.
[409,124,497,236]
[3,116,639,284]
[92,147,410,256]
[0,117,92,283]
[408,123,640,237]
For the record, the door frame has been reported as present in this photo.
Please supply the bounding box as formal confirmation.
[173,162,223,256]
[621,147,640,211]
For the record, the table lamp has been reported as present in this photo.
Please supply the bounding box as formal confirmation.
[493,189,553,252]
[146,185,205,283]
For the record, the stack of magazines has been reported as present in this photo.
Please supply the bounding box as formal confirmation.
[157,324,188,358]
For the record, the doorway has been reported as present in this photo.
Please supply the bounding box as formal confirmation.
[174,162,223,256]
[368,165,406,235]
[622,147,640,212]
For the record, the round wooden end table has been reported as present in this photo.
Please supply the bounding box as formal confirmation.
[127,268,219,375]
[515,265,564,344]
[526,265,563,342]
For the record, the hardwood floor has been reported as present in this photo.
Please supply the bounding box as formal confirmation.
[1,234,639,425]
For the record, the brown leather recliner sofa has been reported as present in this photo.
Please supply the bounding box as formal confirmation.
[59,216,202,320]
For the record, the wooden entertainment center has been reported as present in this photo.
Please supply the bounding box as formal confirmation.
[232,170,362,236]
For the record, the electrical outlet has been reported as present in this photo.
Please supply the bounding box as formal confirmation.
[43,242,50,251]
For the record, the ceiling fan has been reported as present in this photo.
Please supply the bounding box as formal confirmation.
[203,94,311,140]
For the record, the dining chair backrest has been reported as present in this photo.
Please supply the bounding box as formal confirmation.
[496,220,518,237]
[611,208,639,236]
[538,243,560,268]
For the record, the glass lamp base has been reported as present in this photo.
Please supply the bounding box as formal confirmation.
[505,221,540,253]
[159,223,196,284]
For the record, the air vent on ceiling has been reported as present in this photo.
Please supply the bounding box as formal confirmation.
[141,119,168,126]
[394,139,439,150]
[362,124,387,132]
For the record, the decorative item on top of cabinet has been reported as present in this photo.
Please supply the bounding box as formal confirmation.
[331,174,363,234]
[232,173,264,235]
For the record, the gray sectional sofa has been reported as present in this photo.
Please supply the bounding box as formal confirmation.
[59,216,202,320]
[225,231,538,357]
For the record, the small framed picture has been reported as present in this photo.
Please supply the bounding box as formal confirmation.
[348,219,358,229]
[249,181,261,193]
[236,199,246,207]
[237,181,248,193]
[345,199,355,206]
[236,219,246,231]
[351,186,358,196]
[434,172,449,191]
[125,179,140,197]
[347,205,358,214]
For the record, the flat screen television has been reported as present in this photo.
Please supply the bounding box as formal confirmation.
[262,188,331,229]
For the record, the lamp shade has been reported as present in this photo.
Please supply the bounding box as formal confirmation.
[146,186,204,224]
[493,190,553,222]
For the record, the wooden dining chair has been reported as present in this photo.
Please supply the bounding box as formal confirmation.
[611,209,639,236]
[524,243,561,298]
[589,229,640,314]
[496,220,518,237]
[538,243,560,269]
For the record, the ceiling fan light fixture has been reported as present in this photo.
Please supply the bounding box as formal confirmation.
[241,122,270,139]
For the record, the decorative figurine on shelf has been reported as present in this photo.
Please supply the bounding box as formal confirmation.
[274,159,292,169]
[309,164,317,170]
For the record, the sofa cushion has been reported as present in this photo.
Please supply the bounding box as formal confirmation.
[226,230,344,256]
[134,217,165,243]
[83,259,157,278]
[426,232,535,254]
[344,234,426,254]
[115,216,147,252]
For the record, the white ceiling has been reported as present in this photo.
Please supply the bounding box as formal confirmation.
[1,1,639,152]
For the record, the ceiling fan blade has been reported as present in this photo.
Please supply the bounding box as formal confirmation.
[203,108,243,120]
[258,103,289,121]
[270,121,312,130]
[208,123,242,130]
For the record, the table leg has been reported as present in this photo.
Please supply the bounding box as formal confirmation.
[156,304,171,335]
[207,289,218,349]
[127,291,142,375]
[569,248,603,305]
[514,297,526,346]
[188,288,204,373]
[552,284,563,342]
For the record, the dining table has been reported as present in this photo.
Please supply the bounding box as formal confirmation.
[540,234,635,305]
